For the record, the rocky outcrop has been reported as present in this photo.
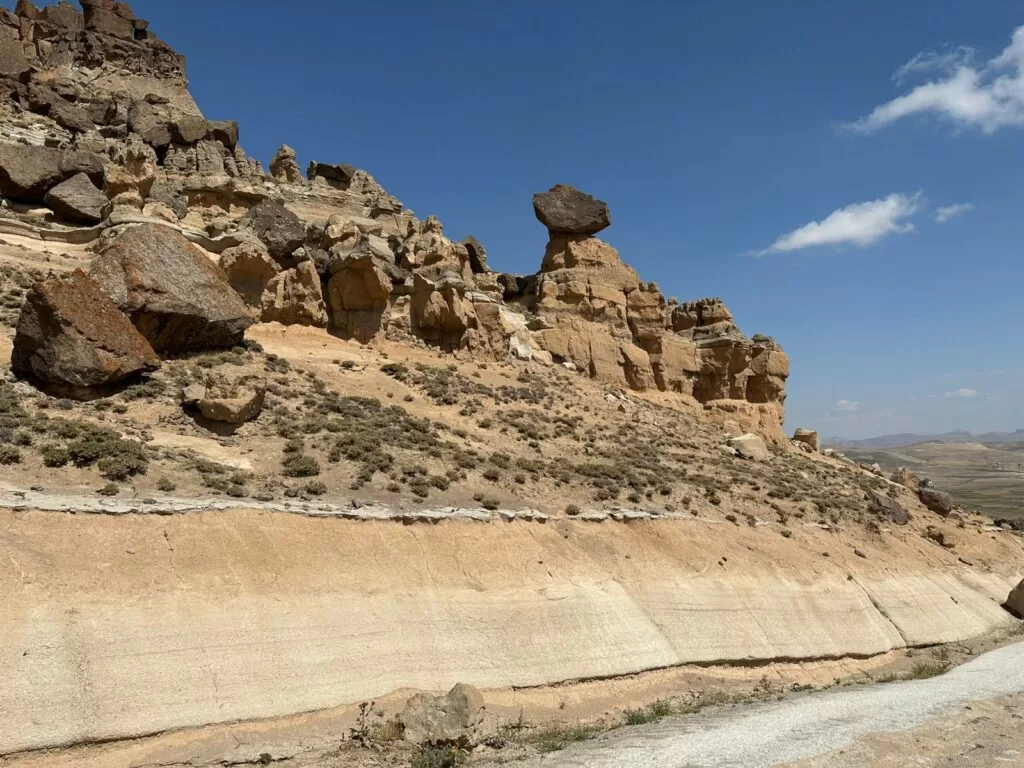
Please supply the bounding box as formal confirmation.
[240,199,305,263]
[308,161,354,189]
[0,144,105,203]
[891,466,922,490]
[269,144,302,184]
[218,242,280,311]
[90,224,253,354]
[11,269,159,396]
[261,261,327,328]
[43,173,110,224]
[326,252,392,343]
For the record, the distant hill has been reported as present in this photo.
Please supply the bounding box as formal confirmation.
[826,429,1024,450]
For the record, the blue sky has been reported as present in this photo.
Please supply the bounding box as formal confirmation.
[36,1,1024,438]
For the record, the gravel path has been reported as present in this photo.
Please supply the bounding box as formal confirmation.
[509,639,1024,768]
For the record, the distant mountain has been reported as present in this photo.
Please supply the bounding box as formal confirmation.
[826,429,1024,450]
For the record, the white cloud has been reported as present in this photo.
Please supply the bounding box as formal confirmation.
[944,388,979,398]
[892,46,976,84]
[935,202,974,222]
[836,399,861,412]
[755,194,921,255]
[853,26,1024,134]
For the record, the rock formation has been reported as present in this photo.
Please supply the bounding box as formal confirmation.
[11,269,159,395]
[0,1,790,441]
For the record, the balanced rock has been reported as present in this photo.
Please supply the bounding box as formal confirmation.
[261,261,327,327]
[44,173,110,224]
[91,224,254,355]
[11,269,160,396]
[400,683,488,746]
[533,184,611,235]
[792,428,820,453]
[919,488,955,517]
[891,466,921,490]
[240,199,306,262]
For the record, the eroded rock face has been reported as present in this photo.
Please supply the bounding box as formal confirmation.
[11,269,160,396]
[533,184,611,235]
[0,144,105,203]
[269,144,302,184]
[44,173,110,224]
[261,261,327,328]
[219,242,280,311]
[326,253,392,343]
[410,273,474,349]
[91,224,254,354]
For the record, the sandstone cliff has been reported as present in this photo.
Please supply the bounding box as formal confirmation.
[0,0,787,440]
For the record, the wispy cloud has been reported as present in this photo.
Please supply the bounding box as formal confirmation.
[935,202,974,222]
[852,26,1024,134]
[944,388,979,399]
[836,399,861,412]
[754,194,921,255]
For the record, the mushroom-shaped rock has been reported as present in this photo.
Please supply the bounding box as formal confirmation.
[11,270,160,397]
[239,199,306,263]
[532,184,611,236]
[90,224,254,355]
[44,173,110,224]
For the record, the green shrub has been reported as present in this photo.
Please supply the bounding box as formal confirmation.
[0,445,21,464]
[97,483,119,496]
[305,480,327,496]
[41,444,70,467]
[411,744,465,768]
[156,477,176,492]
[282,454,320,477]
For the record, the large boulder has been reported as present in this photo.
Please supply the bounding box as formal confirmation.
[90,224,254,355]
[240,199,306,262]
[792,428,820,453]
[0,144,64,202]
[261,261,328,327]
[44,173,110,224]
[919,488,955,517]
[400,684,488,746]
[1005,580,1024,619]
[533,184,611,235]
[11,269,160,396]
[198,380,267,425]
[868,491,910,526]
[728,433,770,461]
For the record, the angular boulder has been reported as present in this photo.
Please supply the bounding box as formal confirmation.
[1005,580,1024,619]
[261,261,328,328]
[198,380,267,425]
[307,161,355,188]
[728,433,770,461]
[0,144,65,202]
[11,269,160,396]
[792,428,820,453]
[919,488,955,517]
[868,491,910,526]
[240,199,306,262]
[400,684,487,746]
[90,224,254,355]
[533,184,611,235]
[44,173,110,224]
